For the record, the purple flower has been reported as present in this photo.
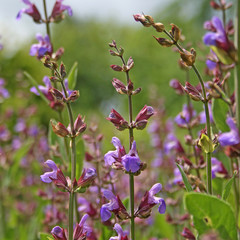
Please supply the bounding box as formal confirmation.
[164,133,184,155]
[173,167,182,184]
[40,160,58,183]
[50,0,73,22]
[211,157,227,178]
[100,189,129,222]
[218,117,240,146]
[203,16,229,51]
[77,168,97,188]
[28,125,39,136]
[51,226,67,240]
[122,141,141,173]
[104,137,126,166]
[0,125,10,141]
[0,78,9,100]
[135,183,166,218]
[29,34,52,59]
[109,223,129,240]
[78,197,97,217]
[73,214,92,239]
[12,136,22,150]
[175,104,196,127]
[16,0,42,23]
[14,118,26,133]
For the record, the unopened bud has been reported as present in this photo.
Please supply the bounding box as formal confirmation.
[50,76,59,82]
[133,14,152,27]
[135,105,154,122]
[109,40,116,48]
[181,227,196,240]
[110,65,123,72]
[51,120,69,137]
[210,1,221,9]
[60,63,66,78]
[109,50,119,56]
[132,87,142,95]
[67,90,80,102]
[127,80,134,92]
[153,36,173,47]
[74,114,87,136]
[127,57,134,70]
[182,82,203,101]
[153,22,165,32]
[180,48,196,66]
[170,23,181,42]
[49,88,65,101]
[112,78,127,94]
[119,47,124,56]
[53,47,64,61]
[134,119,148,130]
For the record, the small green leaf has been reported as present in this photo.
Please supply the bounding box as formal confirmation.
[67,62,78,89]
[38,232,54,240]
[176,163,193,192]
[76,139,85,180]
[122,197,130,211]
[185,192,237,240]
[210,46,234,65]
[222,171,237,201]
[24,71,49,104]
[212,98,230,132]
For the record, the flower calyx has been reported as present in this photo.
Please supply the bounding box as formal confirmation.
[181,82,203,102]
[106,109,129,131]
[179,48,196,67]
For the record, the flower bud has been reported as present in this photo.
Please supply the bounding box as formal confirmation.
[182,82,203,101]
[109,50,119,56]
[144,15,154,24]
[110,65,123,72]
[210,1,221,9]
[132,87,142,95]
[153,36,174,47]
[180,48,196,66]
[133,14,152,27]
[51,120,69,137]
[119,47,124,56]
[49,88,65,102]
[127,57,134,71]
[127,80,134,92]
[60,63,66,78]
[153,22,165,32]
[106,109,129,131]
[181,227,196,240]
[67,90,80,102]
[74,114,87,136]
[109,40,116,48]
[135,119,148,130]
[170,23,181,42]
[77,168,97,188]
[53,47,64,61]
[112,78,127,94]
[169,79,184,95]
[135,105,154,122]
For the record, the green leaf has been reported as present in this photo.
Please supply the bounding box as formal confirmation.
[210,46,234,65]
[185,192,237,240]
[222,171,237,201]
[176,163,193,192]
[212,98,230,132]
[24,71,49,104]
[38,232,54,240]
[122,197,130,212]
[76,139,85,180]
[67,62,78,89]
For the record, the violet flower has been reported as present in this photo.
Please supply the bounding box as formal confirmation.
[175,104,196,127]
[121,141,141,173]
[51,226,67,240]
[40,160,58,183]
[211,157,227,178]
[73,214,92,239]
[203,16,230,51]
[109,223,129,240]
[135,183,166,218]
[14,118,26,133]
[78,197,97,217]
[29,34,52,59]
[218,117,240,146]
[164,133,185,155]
[100,189,129,222]
[173,167,183,184]
[50,0,73,22]
[16,0,42,23]
[0,78,9,101]
[104,137,126,166]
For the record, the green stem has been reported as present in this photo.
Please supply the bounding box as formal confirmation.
[0,181,5,239]
[43,0,51,42]
[163,30,212,193]
[60,81,76,240]
[117,49,135,239]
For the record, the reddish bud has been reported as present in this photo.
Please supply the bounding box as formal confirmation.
[135,119,148,130]
[132,87,142,95]
[112,78,127,94]
[51,169,68,190]
[49,88,65,101]
[127,57,134,71]
[106,109,129,131]
[169,79,185,95]
[51,120,69,137]
[135,105,154,122]
[77,168,97,188]
[53,47,64,61]
[181,227,196,240]
[74,115,87,136]
[109,50,119,56]
[182,82,203,101]
[110,65,123,72]
[210,1,221,9]
[67,90,80,102]
[109,40,116,48]
[60,63,66,78]
[85,152,94,162]
[133,14,152,27]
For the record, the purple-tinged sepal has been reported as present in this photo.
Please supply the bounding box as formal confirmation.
[112,78,127,94]
[135,183,166,218]
[66,90,80,102]
[100,189,129,222]
[16,0,42,23]
[73,214,91,240]
[182,82,203,101]
[134,105,154,130]
[51,226,67,240]
[109,223,129,240]
[133,14,151,27]
[73,114,87,137]
[107,109,129,131]
[76,168,97,192]
[51,120,70,137]
[50,0,73,23]
[181,227,196,240]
